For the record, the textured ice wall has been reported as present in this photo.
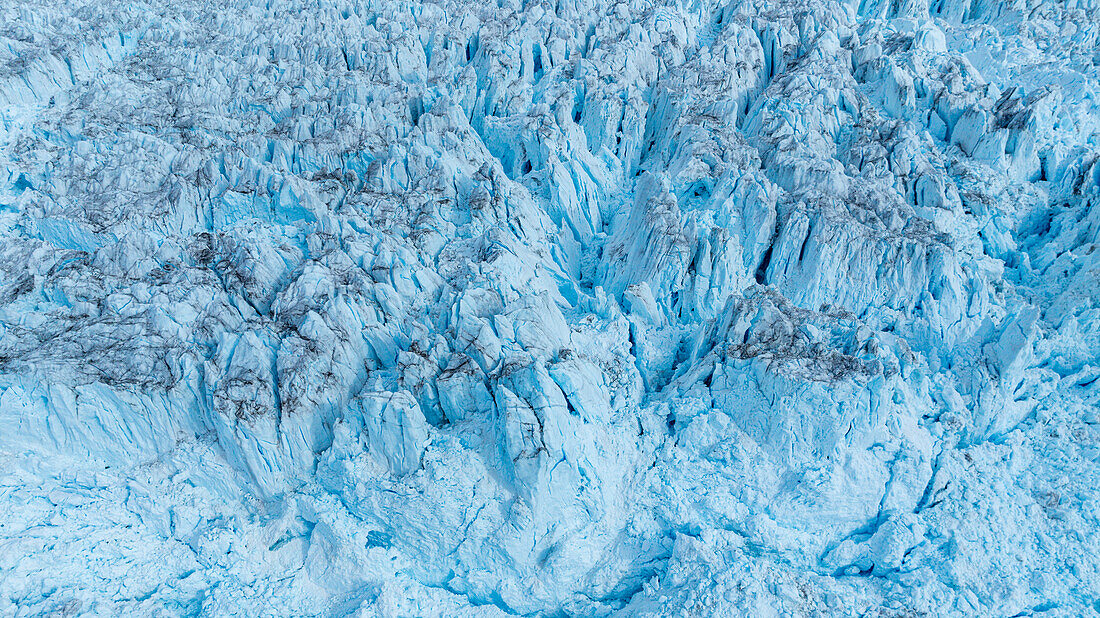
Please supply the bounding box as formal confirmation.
[0,0,1099,615]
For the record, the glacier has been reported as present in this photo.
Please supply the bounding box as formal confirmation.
[1,0,1099,614]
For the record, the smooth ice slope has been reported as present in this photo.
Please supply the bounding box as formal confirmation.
[0,0,1099,615]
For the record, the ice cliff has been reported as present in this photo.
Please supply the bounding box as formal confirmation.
[1,0,1099,615]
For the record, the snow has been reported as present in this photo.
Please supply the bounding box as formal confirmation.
[0,0,1099,614]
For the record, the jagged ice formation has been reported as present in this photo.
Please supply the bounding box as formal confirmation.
[1,0,1100,615]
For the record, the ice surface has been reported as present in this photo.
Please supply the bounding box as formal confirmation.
[0,0,1099,614]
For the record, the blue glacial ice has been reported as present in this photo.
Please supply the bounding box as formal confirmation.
[1,0,1099,615]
